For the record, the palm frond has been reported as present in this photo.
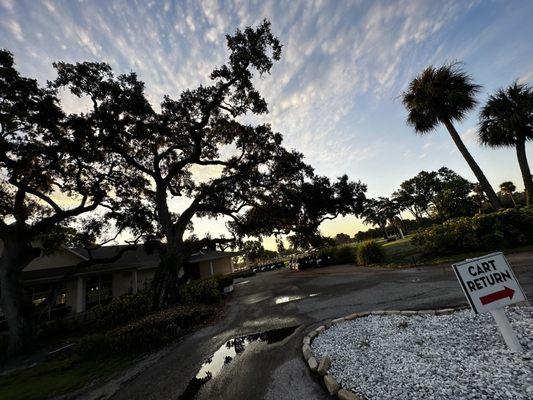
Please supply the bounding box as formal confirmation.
[402,62,481,134]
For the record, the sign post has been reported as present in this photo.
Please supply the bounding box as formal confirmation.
[452,252,527,353]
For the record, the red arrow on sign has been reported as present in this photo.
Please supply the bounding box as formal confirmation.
[480,286,515,305]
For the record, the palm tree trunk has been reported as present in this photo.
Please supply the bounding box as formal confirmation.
[509,193,517,207]
[516,138,533,206]
[443,119,502,210]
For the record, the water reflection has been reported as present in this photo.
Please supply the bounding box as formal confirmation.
[178,325,299,400]
[274,293,320,304]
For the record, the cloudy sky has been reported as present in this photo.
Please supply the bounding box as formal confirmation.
[2,0,533,248]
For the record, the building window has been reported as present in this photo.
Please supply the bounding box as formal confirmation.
[25,283,66,306]
[85,274,113,309]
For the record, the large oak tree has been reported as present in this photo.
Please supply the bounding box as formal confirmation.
[0,50,146,354]
[235,174,367,249]
[55,20,309,308]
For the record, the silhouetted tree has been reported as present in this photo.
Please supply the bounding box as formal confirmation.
[334,233,352,245]
[433,167,476,219]
[479,83,533,205]
[394,167,476,220]
[499,181,517,207]
[392,171,440,219]
[54,21,308,308]
[241,240,266,265]
[235,174,366,249]
[361,198,390,239]
[0,50,145,354]
[402,63,501,210]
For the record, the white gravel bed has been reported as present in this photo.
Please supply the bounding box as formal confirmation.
[311,307,533,400]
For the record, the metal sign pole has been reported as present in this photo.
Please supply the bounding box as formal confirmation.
[489,308,523,353]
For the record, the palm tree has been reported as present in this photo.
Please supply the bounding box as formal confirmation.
[402,63,502,210]
[499,181,517,207]
[479,82,533,205]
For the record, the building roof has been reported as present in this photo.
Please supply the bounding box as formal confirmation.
[22,245,241,283]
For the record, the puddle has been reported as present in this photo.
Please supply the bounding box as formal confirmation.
[275,295,304,304]
[178,326,299,400]
[275,293,320,304]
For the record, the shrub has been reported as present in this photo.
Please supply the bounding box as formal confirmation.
[356,240,385,265]
[179,277,222,305]
[77,304,216,359]
[229,269,255,279]
[216,275,234,291]
[332,244,357,264]
[316,244,356,266]
[411,207,533,255]
[91,290,152,329]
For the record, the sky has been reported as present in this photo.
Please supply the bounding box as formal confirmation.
[2,0,533,250]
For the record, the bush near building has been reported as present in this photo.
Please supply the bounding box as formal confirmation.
[77,304,217,359]
[411,207,533,255]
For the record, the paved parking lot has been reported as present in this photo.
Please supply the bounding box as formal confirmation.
[109,254,533,400]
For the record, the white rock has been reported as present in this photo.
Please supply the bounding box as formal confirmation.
[310,306,533,400]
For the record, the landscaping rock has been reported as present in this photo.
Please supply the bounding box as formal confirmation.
[323,374,340,395]
[317,356,331,376]
[400,310,417,315]
[303,336,311,346]
[302,344,312,360]
[345,311,369,320]
[331,317,345,325]
[309,330,318,340]
[384,310,400,315]
[435,308,455,315]
[311,307,533,400]
[371,310,386,315]
[417,309,436,315]
[308,356,318,371]
[338,389,361,400]
[315,325,326,333]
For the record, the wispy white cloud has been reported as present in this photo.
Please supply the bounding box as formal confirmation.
[461,127,479,146]
[518,70,533,84]
[1,0,532,243]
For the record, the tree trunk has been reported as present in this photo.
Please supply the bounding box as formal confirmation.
[509,194,517,208]
[443,119,502,210]
[397,226,405,239]
[516,138,533,206]
[381,225,389,240]
[152,184,182,309]
[0,238,39,355]
[153,246,181,309]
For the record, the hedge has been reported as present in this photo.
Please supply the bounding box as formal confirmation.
[179,276,225,305]
[92,290,152,329]
[77,304,216,359]
[411,207,533,255]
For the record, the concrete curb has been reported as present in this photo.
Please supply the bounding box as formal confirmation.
[301,306,470,400]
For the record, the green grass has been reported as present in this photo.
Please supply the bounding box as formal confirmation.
[373,235,533,268]
[381,236,421,264]
[0,356,133,400]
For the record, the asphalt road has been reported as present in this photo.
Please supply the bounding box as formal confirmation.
[109,254,533,400]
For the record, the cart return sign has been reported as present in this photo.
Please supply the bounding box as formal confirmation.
[452,252,526,314]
